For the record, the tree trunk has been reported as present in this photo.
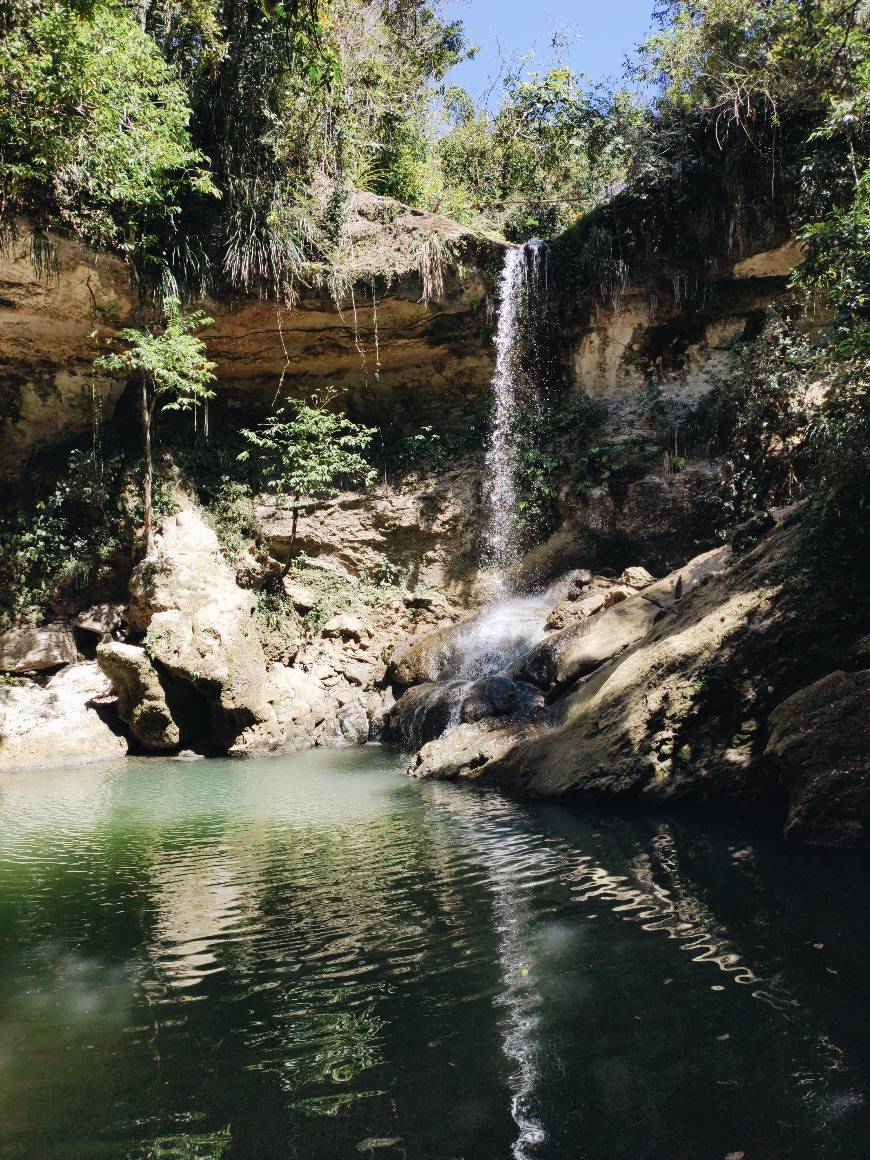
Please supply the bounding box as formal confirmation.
[141,376,155,555]
[279,501,300,580]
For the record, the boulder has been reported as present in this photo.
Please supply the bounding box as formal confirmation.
[386,681,456,750]
[0,622,77,673]
[283,579,318,613]
[641,545,732,608]
[74,603,125,637]
[513,596,660,689]
[544,585,632,631]
[459,675,544,724]
[387,674,545,749]
[96,642,179,751]
[0,661,127,769]
[231,666,336,756]
[321,612,371,642]
[767,670,870,848]
[127,509,269,747]
[387,619,469,687]
[619,566,656,590]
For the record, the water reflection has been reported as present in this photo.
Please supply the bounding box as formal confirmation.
[0,751,867,1159]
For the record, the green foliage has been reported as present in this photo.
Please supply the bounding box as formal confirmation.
[435,67,643,239]
[0,446,130,627]
[239,389,376,509]
[509,391,606,546]
[289,557,404,636]
[370,420,485,477]
[695,311,816,520]
[95,298,216,412]
[0,0,215,252]
[797,167,870,336]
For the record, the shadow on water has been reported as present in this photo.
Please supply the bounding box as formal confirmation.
[0,748,868,1160]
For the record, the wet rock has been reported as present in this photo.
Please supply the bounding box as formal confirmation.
[74,603,125,637]
[97,642,180,751]
[386,682,456,749]
[386,620,468,687]
[0,661,127,768]
[0,622,77,673]
[767,670,870,848]
[459,675,544,724]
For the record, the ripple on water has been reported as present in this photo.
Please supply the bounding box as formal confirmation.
[0,749,868,1160]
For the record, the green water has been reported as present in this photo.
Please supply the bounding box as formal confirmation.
[0,747,868,1160]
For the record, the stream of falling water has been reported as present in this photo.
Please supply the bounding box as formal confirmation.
[438,240,555,726]
[483,238,550,584]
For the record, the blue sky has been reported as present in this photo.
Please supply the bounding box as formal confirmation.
[442,0,658,105]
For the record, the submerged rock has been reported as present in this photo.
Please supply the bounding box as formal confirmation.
[0,661,127,769]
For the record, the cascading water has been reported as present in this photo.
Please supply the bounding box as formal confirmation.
[483,239,550,582]
[439,241,555,727]
[392,241,560,751]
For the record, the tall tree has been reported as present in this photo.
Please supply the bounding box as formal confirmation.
[96,299,216,552]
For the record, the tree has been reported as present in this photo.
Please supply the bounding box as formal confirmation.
[95,298,216,552]
[238,389,376,576]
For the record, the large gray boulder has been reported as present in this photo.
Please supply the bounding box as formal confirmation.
[96,642,179,751]
[126,509,269,747]
[0,662,127,769]
[0,622,77,673]
[767,670,870,848]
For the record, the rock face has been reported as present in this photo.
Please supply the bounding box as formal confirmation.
[0,623,78,673]
[0,662,127,769]
[258,461,487,606]
[125,509,269,748]
[767,670,870,848]
[408,512,870,848]
[96,642,179,751]
[0,201,498,475]
[231,667,339,757]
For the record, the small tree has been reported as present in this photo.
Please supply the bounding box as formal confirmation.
[239,390,376,577]
[96,298,216,552]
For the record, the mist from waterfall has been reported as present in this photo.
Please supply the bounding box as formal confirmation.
[483,239,550,586]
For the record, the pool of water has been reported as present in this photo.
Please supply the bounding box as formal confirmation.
[0,747,868,1160]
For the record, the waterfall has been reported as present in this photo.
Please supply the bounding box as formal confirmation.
[391,240,560,748]
[437,241,553,725]
[483,238,550,585]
